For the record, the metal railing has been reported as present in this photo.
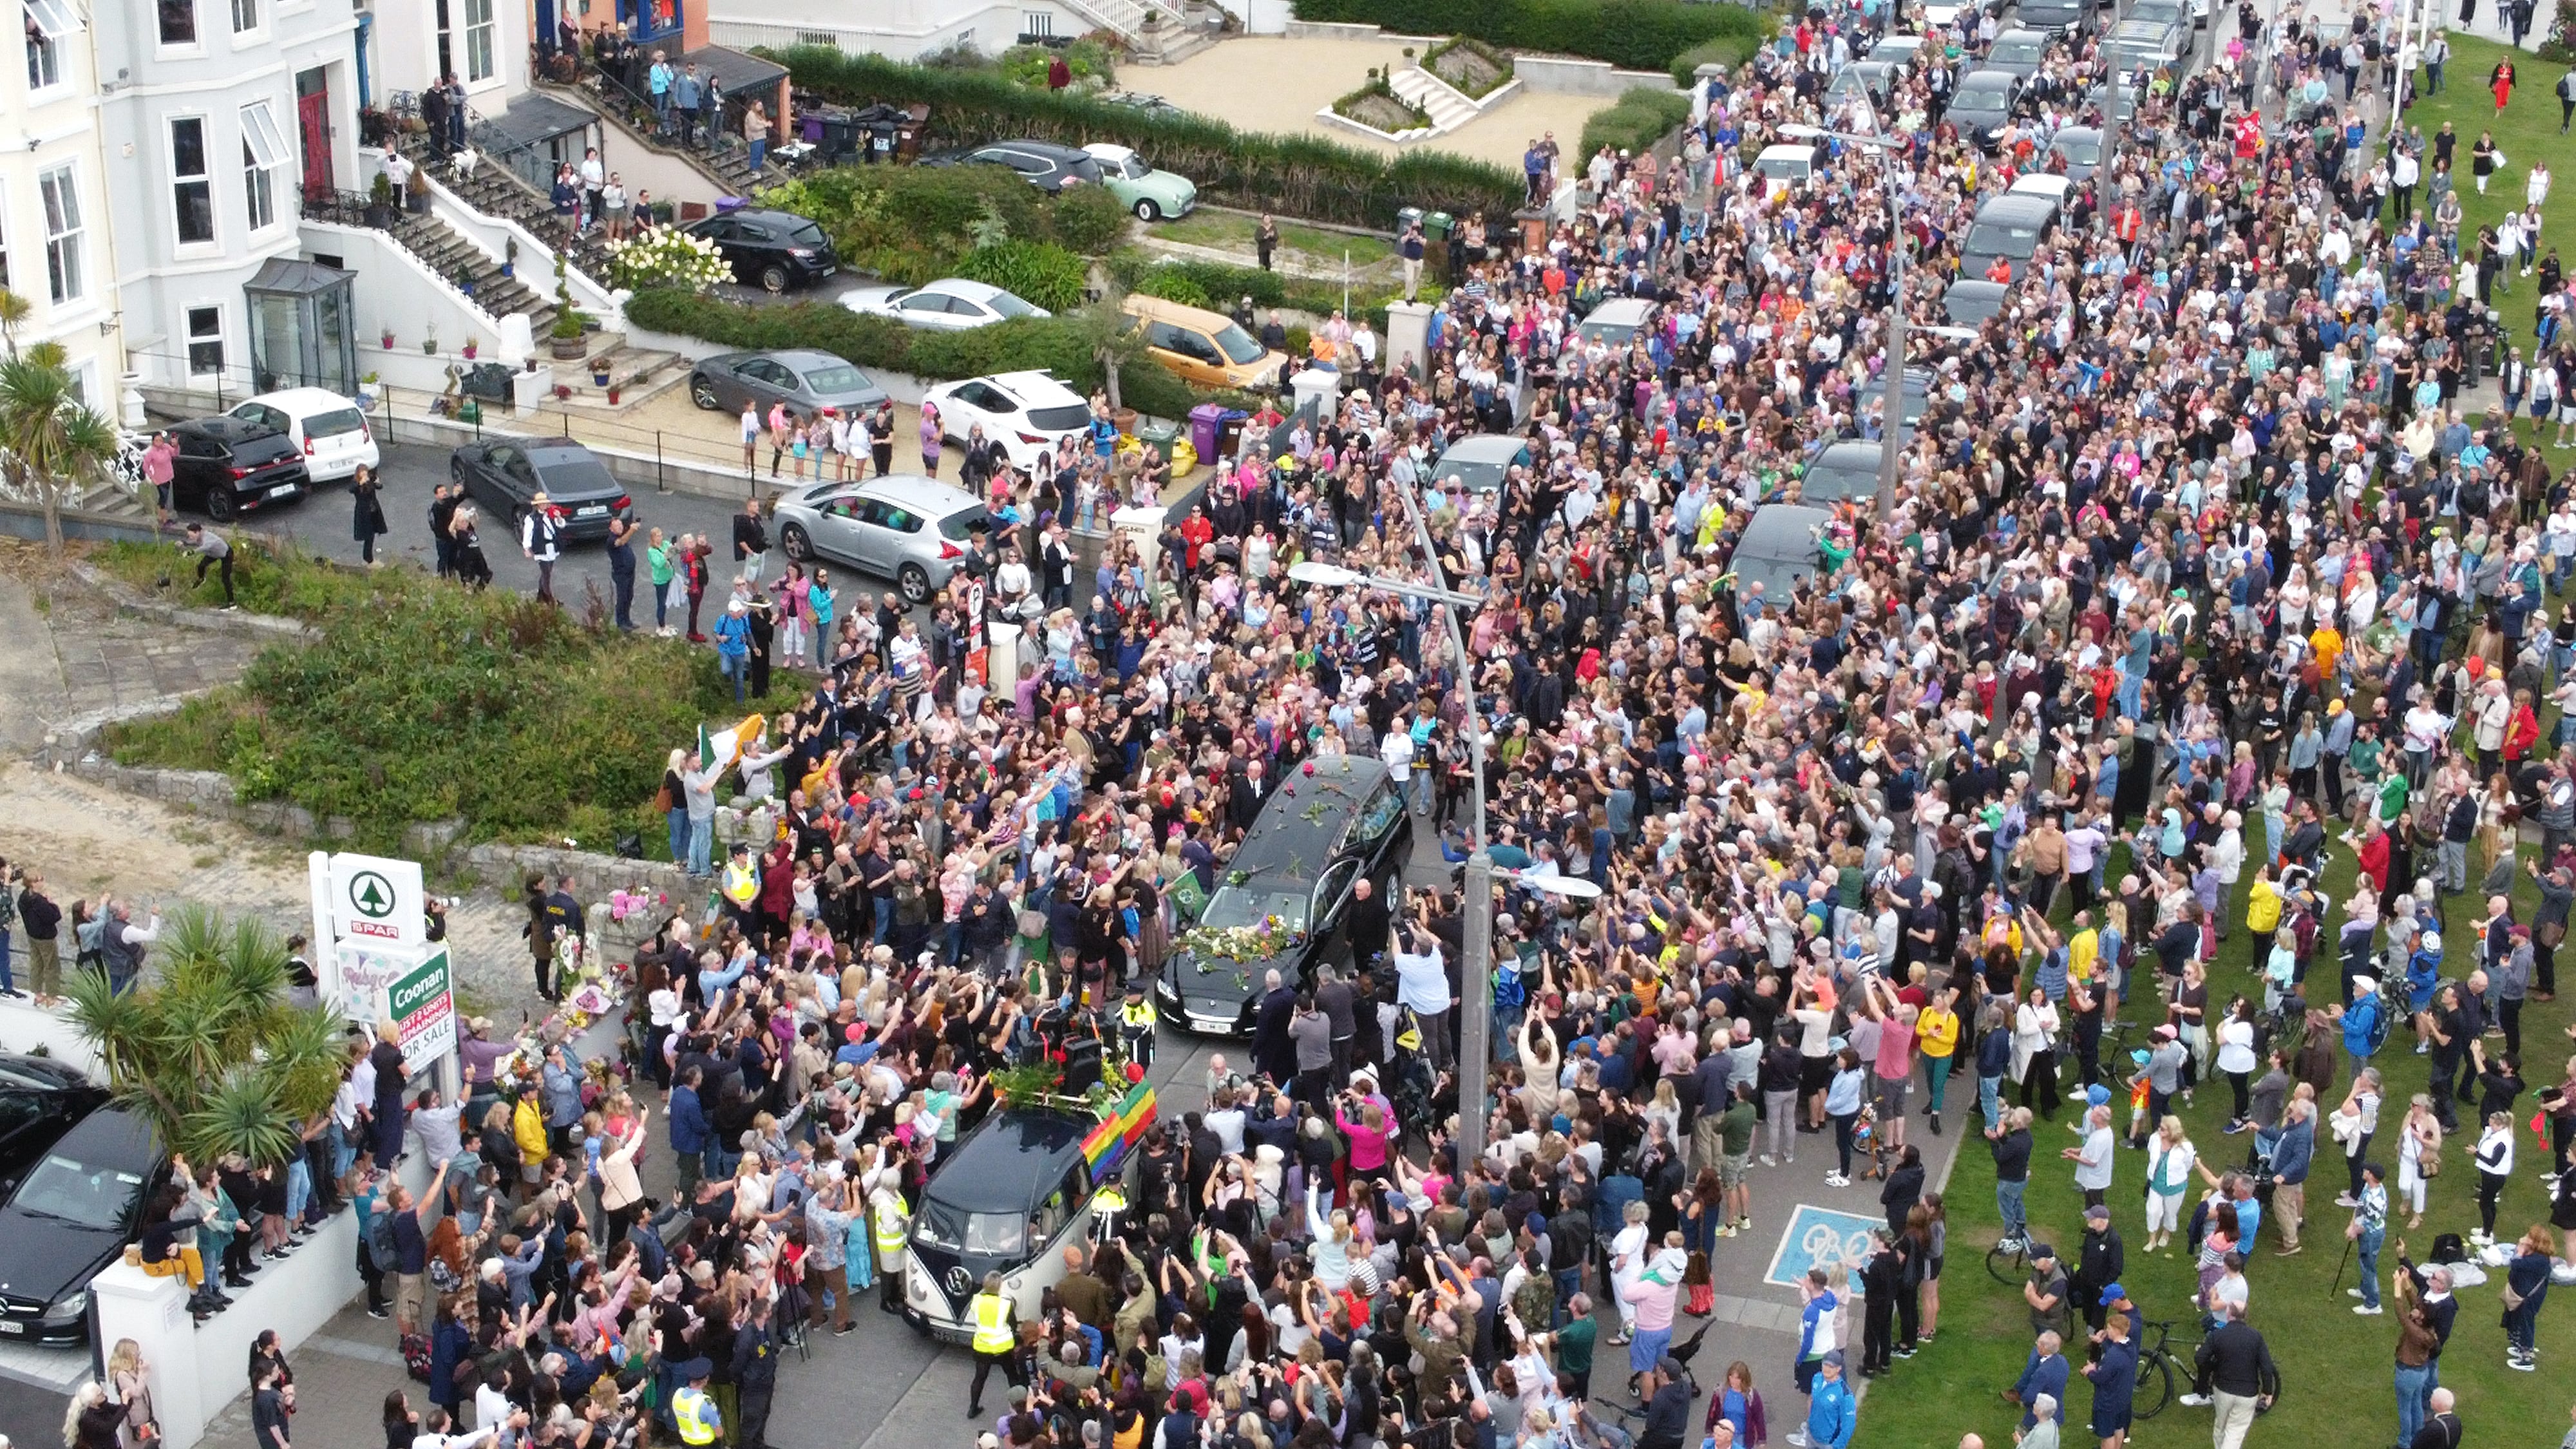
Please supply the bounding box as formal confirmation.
[297,187,395,231]
[582,64,762,176]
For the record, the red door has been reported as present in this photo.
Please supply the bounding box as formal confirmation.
[298,90,331,198]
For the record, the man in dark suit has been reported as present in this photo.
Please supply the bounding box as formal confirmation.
[1252,968,1298,1085]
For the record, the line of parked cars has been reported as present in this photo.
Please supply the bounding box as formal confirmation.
[0,1054,157,1345]
[157,385,381,521]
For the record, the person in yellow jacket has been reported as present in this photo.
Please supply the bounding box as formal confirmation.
[966,1269,1024,1419]
[2242,863,2283,970]
[511,1088,549,1191]
[1916,979,1961,1135]
[869,1180,910,1315]
[670,1356,722,1445]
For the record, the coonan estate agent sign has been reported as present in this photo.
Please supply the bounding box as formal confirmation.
[388,947,457,1076]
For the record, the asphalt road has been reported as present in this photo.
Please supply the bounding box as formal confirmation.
[215,441,927,620]
[0,1371,66,1443]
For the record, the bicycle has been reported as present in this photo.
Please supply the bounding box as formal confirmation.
[2131,1318,2282,1420]
[1987,1233,2034,1285]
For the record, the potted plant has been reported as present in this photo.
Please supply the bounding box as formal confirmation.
[357,370,381,408]
[553,383,573,401]
[592,357,613,387]
[549,254,589,360]
[606,382,621,405]
[367,173,397,229]
[380,325,397,349]
[422,328,440,355]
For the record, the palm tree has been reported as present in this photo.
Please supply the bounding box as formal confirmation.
[0,342,124,556]
[0,289,33,356]
[62,906,349,1168]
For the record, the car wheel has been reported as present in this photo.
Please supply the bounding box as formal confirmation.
[760,264,790,294]
[204,486,239,522]
[690,375,721,410]
[1133,198,1160,222]
[897,563,931,604]
[781,523,813,563]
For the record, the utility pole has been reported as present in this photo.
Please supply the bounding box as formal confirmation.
[1876,236,1908,524]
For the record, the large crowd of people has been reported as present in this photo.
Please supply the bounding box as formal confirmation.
[47,0,2576,1445]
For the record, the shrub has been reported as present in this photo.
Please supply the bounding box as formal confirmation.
[1422,35,1516,99]
[1045,181,1133,256]
[601,225,735,292]
[1289,0,1768,71]
[1580,85,1692,160]
[1670,33,1763,88]
[766,48,1522,230]
[1332,76,1434,133]
[996,35,1120,88]
[1133,269,1215,308]
[102,558,741,853]
[955,240,1092,311]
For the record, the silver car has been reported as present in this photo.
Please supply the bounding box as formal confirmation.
[843,277,1050,332]
[772,473,996,603]
[690,348,889,417]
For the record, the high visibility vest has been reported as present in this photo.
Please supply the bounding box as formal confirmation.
[873,1195,908,1257]
[969,1290,1014,1354]
[1120,999,1157,1030]
[721,859,759,906]
[673,1386,720,1446]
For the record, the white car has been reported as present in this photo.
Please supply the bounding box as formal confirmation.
[844,277,1050,332]
[226,386,378,484]
[920,370,1095,471]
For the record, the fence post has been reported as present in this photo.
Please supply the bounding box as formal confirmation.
[656,431,667,493]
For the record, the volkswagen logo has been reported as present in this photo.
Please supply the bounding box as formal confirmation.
[945,1266,972,1297]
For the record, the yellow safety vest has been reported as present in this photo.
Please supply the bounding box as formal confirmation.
[673,1386,720,1446]
[873,1195,908,1256]
[970,1290,1014,1354]
[1120,999,1157,1029]
[721,859,759,906]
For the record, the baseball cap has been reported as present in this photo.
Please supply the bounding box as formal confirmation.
[2029,1242,2057,1262]
[2098,1282,2128,1305]
[1821,1349,1846,1368]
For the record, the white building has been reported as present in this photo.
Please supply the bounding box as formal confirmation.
[0,0,127,409]
[706,0,1100,62]
[370,0,529,122]
[94,0,365,396]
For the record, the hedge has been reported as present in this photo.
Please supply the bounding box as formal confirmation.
[1103,249,1396,334]
[768,48,1523,231]
[761,164,1120,286]
[1578,86,1692,160]
[1669,32,1765,88]
[623,289,1223,422]
[1289,0,1768,71]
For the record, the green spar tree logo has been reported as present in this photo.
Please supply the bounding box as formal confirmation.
[348,870,397,920]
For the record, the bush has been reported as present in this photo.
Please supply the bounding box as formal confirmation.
[102,560,741,853]
[1423,36,1516,99]
[1046,181,1133,256]
[1290,0,1767,71]
[1670,33,1762,88]
[996,36,1119,88]
[907,314,1099,381]
[1580,85,1692,160]
[767,48,1523,230]
[1133,269,1215,308]
[955,240,1092,311]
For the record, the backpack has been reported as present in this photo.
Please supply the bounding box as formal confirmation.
[401,1332,433,1383]
[2430,1232,2470,1264]
[366,1204,398,1265]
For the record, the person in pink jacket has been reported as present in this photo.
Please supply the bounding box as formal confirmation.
[1620,1236,1688,1380]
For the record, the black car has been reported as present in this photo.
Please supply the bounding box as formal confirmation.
[0,1108,160,1344]
[166,416,308,521]
[449,437,630,541]
[1947,71,2025,150]
[918,139,1105,195]
[2017,0,2092,38]
[1157,754,1413,1036]
[684,207,839,293]
[0,1054,105,1188]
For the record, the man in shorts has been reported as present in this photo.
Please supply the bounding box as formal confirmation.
[1718,1080,1757,1236]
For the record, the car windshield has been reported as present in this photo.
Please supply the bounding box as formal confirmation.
[938,507,994,542]
[802,363,872,395]
[1991,39,2043,63]
[987,290,1038,318]
[2056,137,2101,164]
[911,1201,1029,1256]
[306,407,366,439]
[1210,322,1267,366]
[1198,886,1311,933]
[1956,87,2009,111]
[784,220,829,250]
[1968,222,2043,254]
[1109,155,1150,178]
[1026,402,1092,431]
[14,1149,145,1226]
[531,451,619,495]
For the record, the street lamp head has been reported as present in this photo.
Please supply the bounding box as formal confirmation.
[1285,560,1365,589]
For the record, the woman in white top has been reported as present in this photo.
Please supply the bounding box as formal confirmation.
[2473,1110,2516,1243]
[2142,1115,2199,1253]
[2011,988,2061,1104]
[2214,997,2260,1130]
[1607,1198,1650,1345]
[2394,1094,2443,1230]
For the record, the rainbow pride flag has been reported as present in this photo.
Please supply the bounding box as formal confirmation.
[1082,1081,1157,1184]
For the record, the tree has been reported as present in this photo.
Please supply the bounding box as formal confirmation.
[64,907,350,1169]
[0,342,122,556]
[0,289,32,357]
[1070,291,1147,413]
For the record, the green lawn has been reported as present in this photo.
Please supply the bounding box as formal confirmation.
[1152,208,1397,269]
[1849,829,2576,1449]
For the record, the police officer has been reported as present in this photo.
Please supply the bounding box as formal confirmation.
[671,1357,723,1447]
[1119,982,1158,1070]
[967,1269,1023,1419]
[872,1177,910,1314]
[734,1295,779,1449]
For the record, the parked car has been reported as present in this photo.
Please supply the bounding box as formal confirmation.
[843,278,1048,332]
[0,1107,160,1345]
[1425,434,1533,495]
[917,139,1104,194]
[225,386,377,484]
[1155,754,1414,1036]
[1947,70,2025,151]
[1079,143,1197,221]
[2046,125,2105,180]
[166,415,309,522]
[1574,296,1655,348]
[1799,442,1884,507]
[1120,295,1288,390]
[2103,15,2184,77]
[1727,503,1833,606]
[1958,192,2061,282]
[683,207,839,293]
[2016,0,2093,38]
[1979,26,2052,79]
[1754,142,1824,200]
[1824,60,1897,113]
[0,1054,106,1191]
[772,474,995,603]
[449,437,630,540]
[1864,32,1930,73]
[920,370,1095,471]
[1943,278,2011,325]
[688,348,889,417]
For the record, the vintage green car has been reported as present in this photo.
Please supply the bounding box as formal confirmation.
[1079,143,1197,222]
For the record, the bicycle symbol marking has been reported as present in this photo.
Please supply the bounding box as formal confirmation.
[1800,1221,1877,1265]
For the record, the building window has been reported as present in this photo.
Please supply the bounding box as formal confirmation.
[158,0,196,43]
[242,102,286,230]
[39,166,81,304]
[464,0,495,82]
[230,0,254,32]
[23,0,73,88]
[1023,10,1053,34]
[170,117,214,245]
[186,306,224,377]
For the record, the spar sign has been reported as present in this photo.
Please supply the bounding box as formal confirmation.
[327,853,426,947]
[388,947,458,1077]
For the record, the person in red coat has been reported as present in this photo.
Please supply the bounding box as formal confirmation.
[2354,816,2392,894]
[759,838,797,939]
